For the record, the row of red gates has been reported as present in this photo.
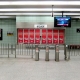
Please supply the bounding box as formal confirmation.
[17,29,65,44]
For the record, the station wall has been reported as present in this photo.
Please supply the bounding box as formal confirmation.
[0,16,80,45]
[0,19,16,44]
[16,16,80,45]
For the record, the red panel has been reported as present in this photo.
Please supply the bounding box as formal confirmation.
[59,29,65,44]
[35,29,40,44]
[42,29,47,44]
[47,29,53,44]
[53,30,59,44]
[29,29,34,44]
[24,29,29,44]
[17,29,23,43]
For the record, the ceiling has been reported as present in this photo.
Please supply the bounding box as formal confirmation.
[0,0,80,17]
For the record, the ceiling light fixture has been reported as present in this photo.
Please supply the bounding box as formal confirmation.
[0,1,80,5]
[0,8,79,11]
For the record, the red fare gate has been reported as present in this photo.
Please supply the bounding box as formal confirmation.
[42,29,47,44]
[53,30,59,44]
[29,29,34,44]
[24,29,29,44]
[47,29,53,44]
[35,29,40,44]
[17,29,23,43]
[59,29,65,44]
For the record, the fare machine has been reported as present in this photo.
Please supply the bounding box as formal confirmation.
[55,45,59,61]
[45,45,49,61]
[35,45,39,61]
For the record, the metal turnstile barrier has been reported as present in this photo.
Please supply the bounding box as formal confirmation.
[55,45,59,62]
[64,45,70,61]
[35,45,39,61]
[45,45,49,61]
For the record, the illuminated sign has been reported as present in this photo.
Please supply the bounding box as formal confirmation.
[34,24,47,28]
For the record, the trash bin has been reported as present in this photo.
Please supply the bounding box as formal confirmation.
[45,45,49,61]
[35,45,39,61]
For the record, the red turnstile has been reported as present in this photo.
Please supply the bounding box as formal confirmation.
[47,29,53,44]
[35,29,40,44]
[24,29,29,44]
[53,30,59,44]
[17,29,23,44]
[29,29,34,44]
[59,29,65,44]
[42,29,47,44]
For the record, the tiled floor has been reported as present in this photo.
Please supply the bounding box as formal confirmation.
[0,50,80,80]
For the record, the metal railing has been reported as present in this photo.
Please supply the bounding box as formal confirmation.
[0,43,80,60]
[67,45,80,56]
[0,43,34,58]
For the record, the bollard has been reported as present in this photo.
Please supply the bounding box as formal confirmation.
[29,44,30,55]
[55,45,59,62]
[45,45,49,61]
[73,45,76,56]
[26,44,28,55]
[11,44,13,54]
[35,45,39,61]
[68,45,70,60]
[65,45,70,61]
[31,44,33,58]
[64,44,67,60]
[1,43,2,55]
[71,46,73,56]
[15,44,16,58]
[3,43,4,55]
[8,44,9,58]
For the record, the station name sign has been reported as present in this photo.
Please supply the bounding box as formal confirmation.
[34,24,47,28]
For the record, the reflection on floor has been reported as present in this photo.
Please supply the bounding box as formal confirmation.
[0,50,80,80]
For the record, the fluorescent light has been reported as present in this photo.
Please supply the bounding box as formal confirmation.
[0,13,80,15]
[0,16,15,18]
[71,16,80,18]
[0,8,80,11]
[0,1,80,5]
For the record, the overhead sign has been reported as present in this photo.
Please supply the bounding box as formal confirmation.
[34,24,47,28]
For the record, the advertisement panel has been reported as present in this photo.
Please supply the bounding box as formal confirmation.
[42,29,47,44]
[53,30,59,44]
[17,29,23,43]
[35,29,40,44]
[47,29,53,44]
[59,29,65,44]
[29,29,34,44]
[24,29,29,44]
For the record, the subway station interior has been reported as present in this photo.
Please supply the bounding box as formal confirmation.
[0,0,80,80]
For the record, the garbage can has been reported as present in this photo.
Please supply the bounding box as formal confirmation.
[55,45,59,62]
[45,45,49,61]
[35,45,39,61]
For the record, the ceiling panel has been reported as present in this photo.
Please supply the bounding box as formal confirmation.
[0,5,80,8]
[0,0,79,16]
[0,0,80,1]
